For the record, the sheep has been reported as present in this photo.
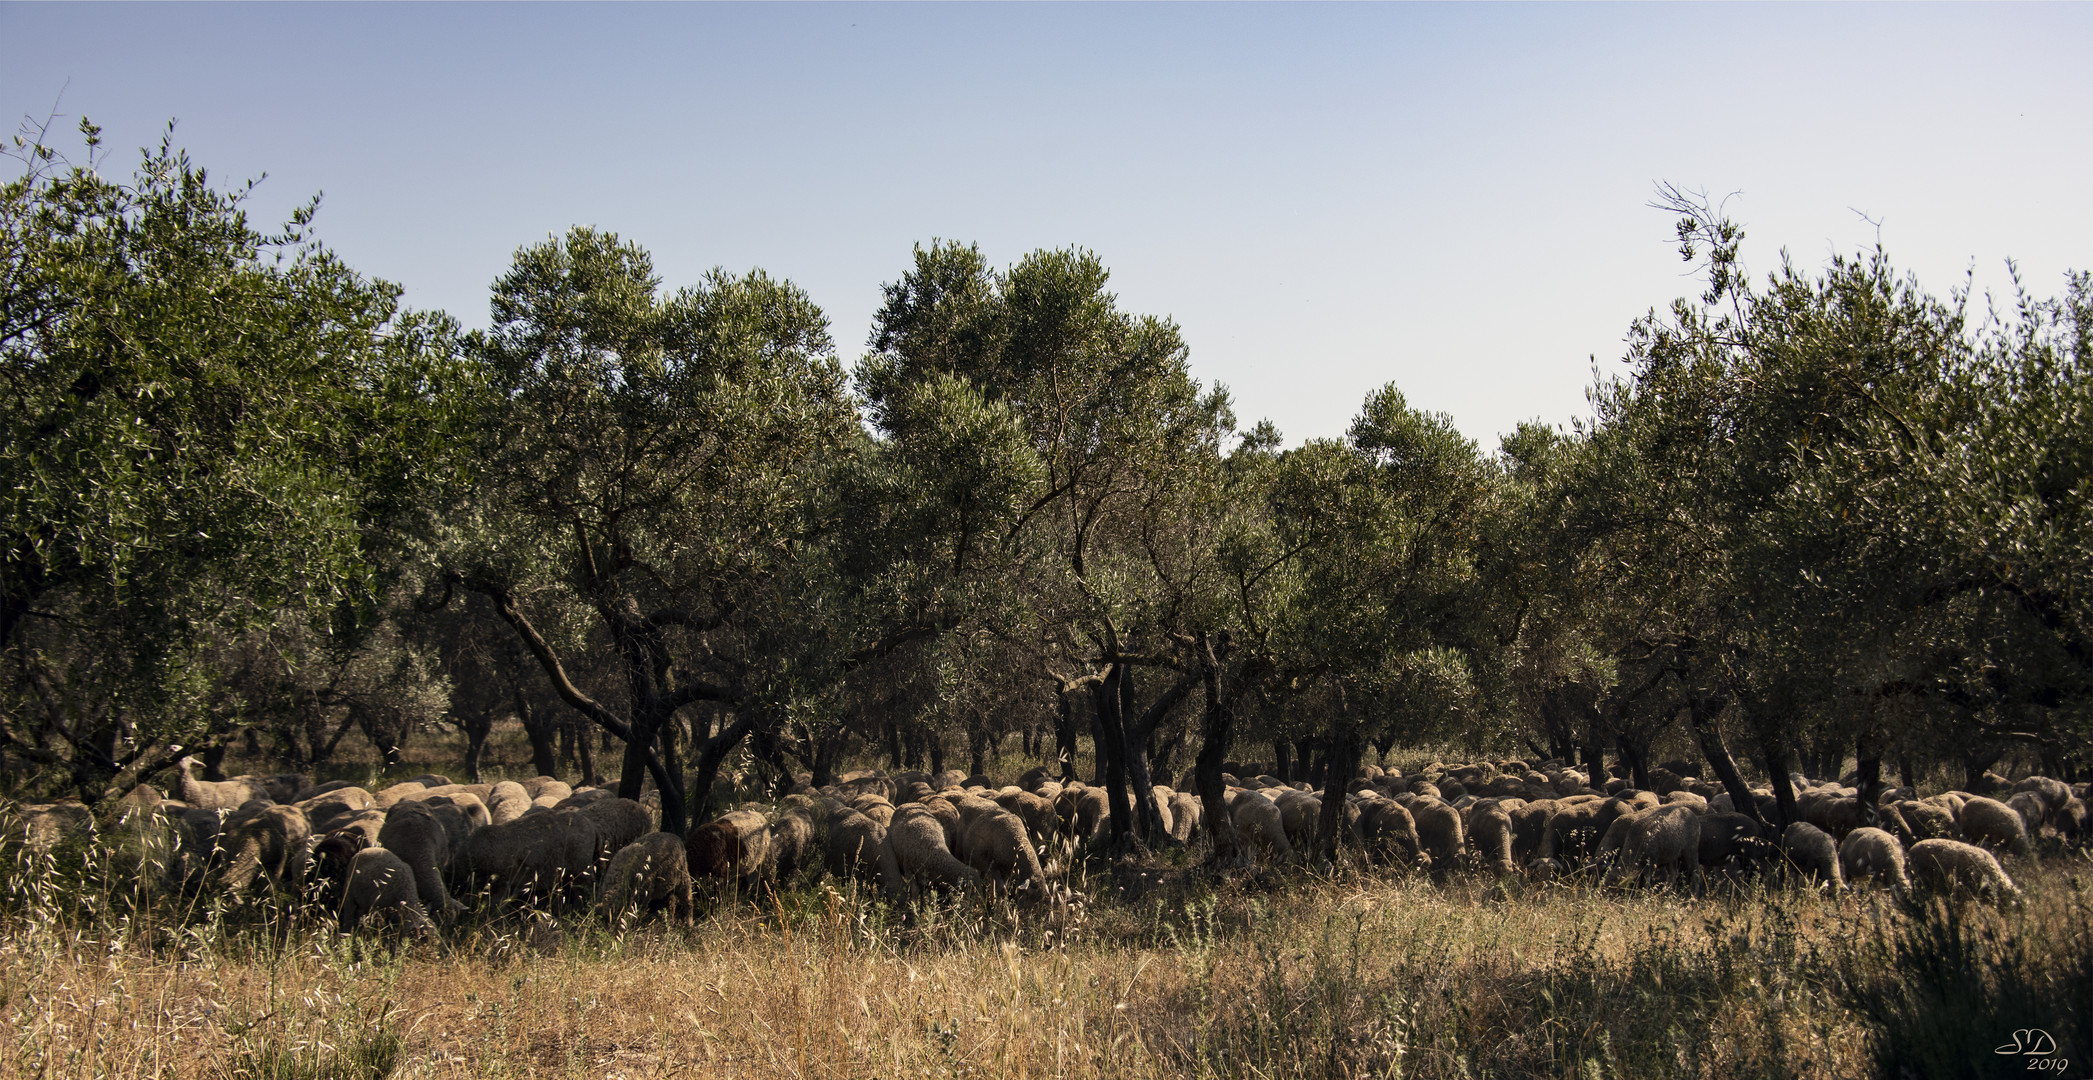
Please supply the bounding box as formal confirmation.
[295,787,374,834]
[378,800,465,922]
[174,756,272,812]
[1409,798,1465,871]
[1800,793,1875,841]
[1697,812,1777,876]
[1838,827,1910,893]
[1229,790,1295,866]
[579,797,653,860]
[8,802,95,852]
[1166,790,1202,843]
[879,804,979,897]
[485,781,533,825]
[370,781,427,809]
[209,804,312,896]
[305,826,375,911]
[1781,821,1844,889]
[824,809,888,883]
[993,789,1059,849]
[960,809,1045,897]
[459,807,601,911]
[1907,838,2020,902]
[1956,796,2032,856]
[1466,801,1518,876]
[1357,798,1428,870]
[2002,791,2048,835]
[521,777,574,802]
[2012,776,2070,820]
[767,807,818,884]
[686,810,773,891]
[337,848,435,937]
[1894,800,1960,842]
[596,831,693,925]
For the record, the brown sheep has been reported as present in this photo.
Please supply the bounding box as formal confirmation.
[485,781,533,825]
[1166,789,1202,843]
[295,787,375,834]
[825,809,888,883]
[1895,800,1960,842]
[597,831,693,925]
[686,810,772,891]
[1409,798,1465,871]
[209,804,312,896]
[767,807,818,884]
[1697,812,1777,876]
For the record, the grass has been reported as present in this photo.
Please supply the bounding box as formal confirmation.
[5,807,2090,1080]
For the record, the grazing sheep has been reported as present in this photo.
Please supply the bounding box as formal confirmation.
[295,787,375,834]
[1956,796,2032,856]
[2057,797,2087,845]
[597,831,693,925]
[2012,776,2070,819]
[767,807,818,884]
[1466,801,1518,876]
[1838,827,1910,893]
[459,807,602,911]
[522,777,574,803]
[370,781,427,809]
[378,800,465,922]
[338,848,435,937]
[686,810,773,890]
[1907,838,2020,902]
[880,805,979,897]
[1229,791,1295,866]
[1358,799,1429,870]
[305,826,374,910]
[174,757,272,812]
[994,789,1059,848]
[1697,812,1778,876]
[9,802,95,852]
[1166,790,1202,843]
[579,797,652,856]
[961,809,1045,896]
[1782,822,1844,889]
[1800,793,1875,841]
[2005,792,2048,836]
[485,781,533,825]
[209,804,312,896]
[1895,800,1960,842]
[825,810,888,883]
[1409,798,1465,871]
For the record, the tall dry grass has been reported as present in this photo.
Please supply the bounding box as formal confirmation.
[6,808,2090,1080]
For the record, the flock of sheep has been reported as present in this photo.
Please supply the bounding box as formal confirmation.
[4,752,2084,936]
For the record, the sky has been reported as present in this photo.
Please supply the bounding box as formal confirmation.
[5,3,2089,450]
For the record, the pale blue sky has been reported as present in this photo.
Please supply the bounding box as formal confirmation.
[6,3,2088,448]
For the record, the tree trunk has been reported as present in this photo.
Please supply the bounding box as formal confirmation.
[1055,692,1080,781]
[1090,665,1138,850]
[1316,724,1362,864]
[686,715,758,828]
[1192,633,1249,864]
[461,708,493,784]
[1273,739,1292,784]
[1760,738,1798,830]
[516,693,560,780]
[1686,695,1763,827]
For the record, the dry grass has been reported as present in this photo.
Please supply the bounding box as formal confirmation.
[7,827,2091,1080]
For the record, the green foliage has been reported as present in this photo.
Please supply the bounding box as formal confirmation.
[0,120,468,799]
